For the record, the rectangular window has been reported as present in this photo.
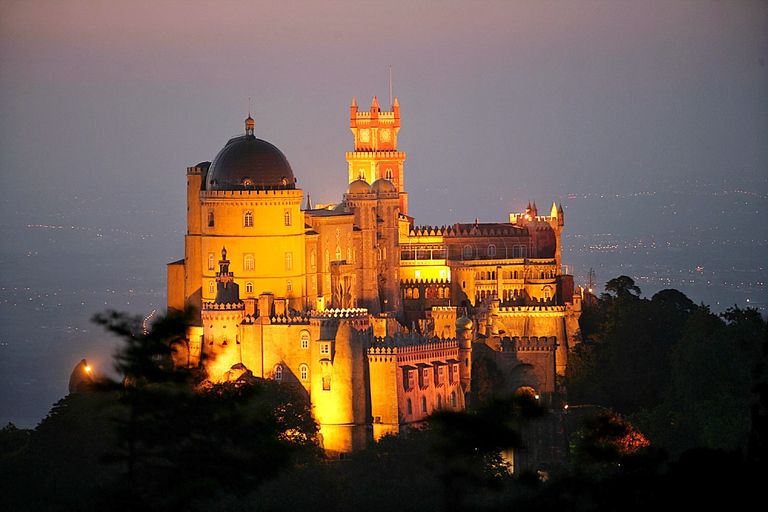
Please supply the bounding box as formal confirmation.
[320,343,330,356]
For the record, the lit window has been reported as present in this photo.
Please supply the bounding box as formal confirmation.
[415,270,421,279]
[335,246,342,261]
[244,254,255,271]
[285,252,293,270]
[207,209,214,227]
[301,331,310,349]
[439,269,447,280]
[299,364,308,381]
[208,252,215,271]
[274,364,283,381]
[243,210,254,227]
[245,281,253,294]
[284,209,291,226]
[320,343,330,356]
[286,280,292,293]
[322,374,331,391]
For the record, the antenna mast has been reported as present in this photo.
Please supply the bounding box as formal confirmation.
[389,66,392,109]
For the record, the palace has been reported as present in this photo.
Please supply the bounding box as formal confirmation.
[166,97,582,456]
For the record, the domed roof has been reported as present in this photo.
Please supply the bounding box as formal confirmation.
[456,315,473,330]
[371,178,397,194]
[206,118,295,191]
[346,179,372,195]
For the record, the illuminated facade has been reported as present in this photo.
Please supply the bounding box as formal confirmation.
[167,98,581,456]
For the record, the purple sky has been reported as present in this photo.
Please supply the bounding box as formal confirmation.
[2,0,765,223]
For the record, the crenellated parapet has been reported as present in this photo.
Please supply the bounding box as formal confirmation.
[371,333,458,350]
[501,336,558,352]
[312,307,369,318]
[497,305,566,314]
[202,301,245,311]
[310,308,371,331]
[268,311,312,324]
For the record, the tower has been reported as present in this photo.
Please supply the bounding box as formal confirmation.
[346,96,407,215]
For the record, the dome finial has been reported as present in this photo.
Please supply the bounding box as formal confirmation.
[245,98,255,136]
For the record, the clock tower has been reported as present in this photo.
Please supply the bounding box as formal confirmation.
[346,96,408,215]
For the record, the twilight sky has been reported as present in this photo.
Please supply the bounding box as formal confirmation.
[0,0,766,428]
[2,0,766,223]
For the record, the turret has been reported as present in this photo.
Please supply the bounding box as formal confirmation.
[456,315,473,393]
[310,310,372,457]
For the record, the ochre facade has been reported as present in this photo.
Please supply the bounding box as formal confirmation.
[167,98,582,456]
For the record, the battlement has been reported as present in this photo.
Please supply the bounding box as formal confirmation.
[346,150,406,159]
[199,189,303,198]
[202,301,245,311]
[496,305,566,314]
[312,308,369,318]
[499,336,558,352]
[371,333,458,349]
[408,224,526,238]
[268,311,312,324]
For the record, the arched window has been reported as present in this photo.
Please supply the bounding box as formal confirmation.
[285,252,293,270]
[207,209,214,227]
[243,210,254,227]
[310,250,316,268]
[286,280,292,293]
[488,244,496,258]
[300,331,310,349]
[421,396,427,413]
[244,254,255,271]
[284,209,291,226]
[385,167,393,180]
[463,245,472,259]
[208,281,215,294]
[274,364,283,381]
[208,252,215,271]
[406,398,412,415]
[299,364,308,381]
[335,245,342,261]
[245,281,254,294]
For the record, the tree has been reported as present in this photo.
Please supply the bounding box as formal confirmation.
[89,309,320,511]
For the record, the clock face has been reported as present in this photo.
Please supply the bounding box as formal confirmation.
[359,129,370,142]
[380,128,391,142]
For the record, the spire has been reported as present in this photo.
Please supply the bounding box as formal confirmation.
[245,98,254,136]
[551,201,558,217]
[371,95,380,111]
[306,194,312,210]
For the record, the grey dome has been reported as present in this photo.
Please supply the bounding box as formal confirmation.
[206,133,295,191]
